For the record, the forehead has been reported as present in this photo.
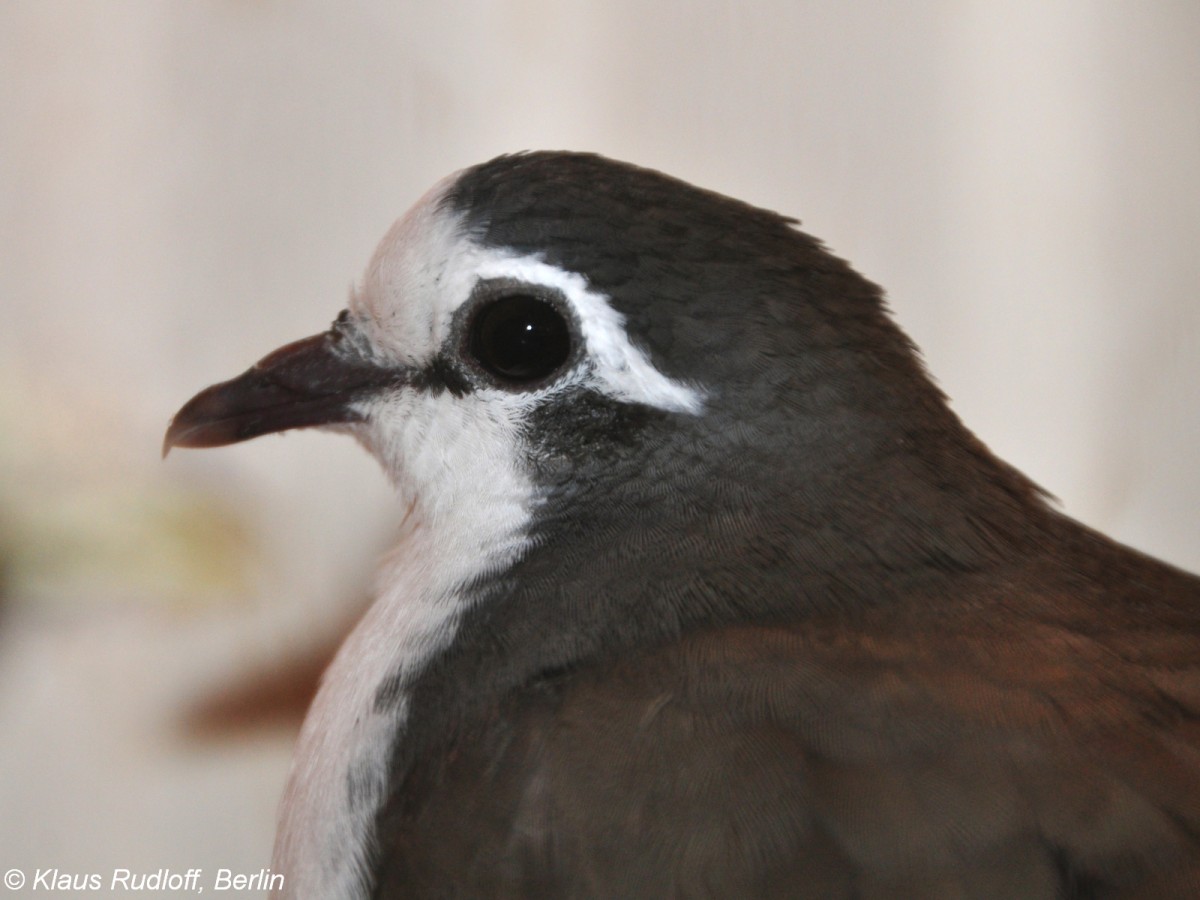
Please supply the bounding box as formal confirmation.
[353,154,714,368]
[348,167,704,415]
[350,172,472,364]
[353,175,584,363]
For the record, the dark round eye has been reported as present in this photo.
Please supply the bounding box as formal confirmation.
[468,294,572,383]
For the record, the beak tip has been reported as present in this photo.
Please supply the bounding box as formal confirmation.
[161,329,391,457]
[162,413,195,458]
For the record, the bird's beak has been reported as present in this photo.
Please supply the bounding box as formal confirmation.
[163,329,402,457]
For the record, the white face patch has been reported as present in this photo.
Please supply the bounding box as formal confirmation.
[272,174,705,899]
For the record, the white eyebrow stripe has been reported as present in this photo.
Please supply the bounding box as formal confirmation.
[472,253,706,415]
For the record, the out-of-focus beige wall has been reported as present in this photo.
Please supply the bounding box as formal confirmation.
[1,0,1197,886]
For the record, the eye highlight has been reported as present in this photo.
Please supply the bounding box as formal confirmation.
[468,294,572,384]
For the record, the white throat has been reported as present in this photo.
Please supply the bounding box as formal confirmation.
[271,407,534,899]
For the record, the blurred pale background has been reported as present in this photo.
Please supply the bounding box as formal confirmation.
[1,1,1197,890]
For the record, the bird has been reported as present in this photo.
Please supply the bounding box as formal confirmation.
[164,152,1200,899]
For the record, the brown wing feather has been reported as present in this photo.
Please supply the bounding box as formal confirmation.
[375,594,1200,899]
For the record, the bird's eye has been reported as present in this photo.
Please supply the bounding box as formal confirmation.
[468,294,572,383]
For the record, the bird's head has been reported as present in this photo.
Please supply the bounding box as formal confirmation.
[167,152,1040,608]
[165,155,715,524]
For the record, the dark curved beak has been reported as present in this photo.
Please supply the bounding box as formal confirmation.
[163,330,404,457]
